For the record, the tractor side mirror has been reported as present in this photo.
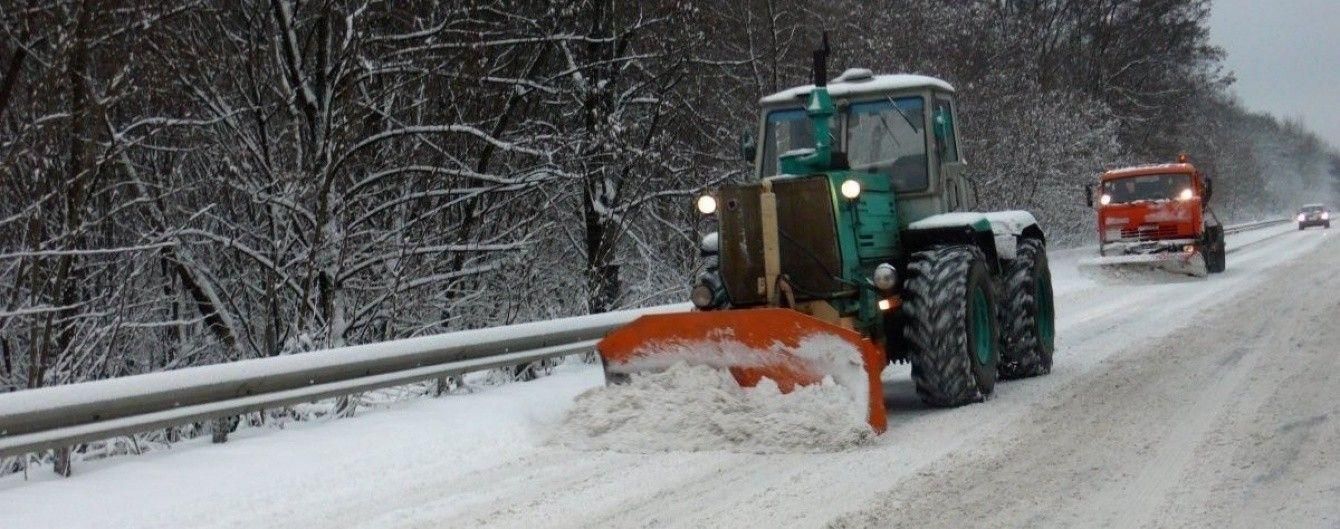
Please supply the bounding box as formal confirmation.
[739,131,757,163]
[1085,184,1094,208]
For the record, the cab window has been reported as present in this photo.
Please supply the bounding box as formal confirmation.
[1102,174,1192,204]
[933,97,959,163]
[761,108,832,177]
[846,97,928,192]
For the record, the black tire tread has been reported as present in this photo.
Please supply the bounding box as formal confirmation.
[998,238,1054,379]
[903,245,997,406]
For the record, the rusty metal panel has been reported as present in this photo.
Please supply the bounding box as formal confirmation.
[718,177,842,306]
[719,184,767,305]
[774,177,844,298]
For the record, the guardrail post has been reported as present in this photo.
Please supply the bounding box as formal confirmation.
[53,446,71,477]
[211,416,235,444]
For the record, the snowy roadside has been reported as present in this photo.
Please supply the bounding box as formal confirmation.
[1,221,1312,529]
[3,363,605,528]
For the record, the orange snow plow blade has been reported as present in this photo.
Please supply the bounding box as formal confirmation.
[597,308,888,434]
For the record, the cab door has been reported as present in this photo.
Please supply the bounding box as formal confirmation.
[932,94,970,211]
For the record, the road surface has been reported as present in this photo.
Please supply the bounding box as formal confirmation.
[4,223,1337,529]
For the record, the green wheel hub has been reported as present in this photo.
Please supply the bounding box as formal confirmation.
[971,286,993,365]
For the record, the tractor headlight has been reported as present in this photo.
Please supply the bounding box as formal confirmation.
[840,179,862,200]
[696,194,717,215]
[1178,188,1194,201]
[872,263,898,291]
[690,284,715,309]
[1099,194,1112,205]
[700,231,719,254]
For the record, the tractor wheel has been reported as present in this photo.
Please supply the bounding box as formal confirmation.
[903,245,999,406]
[998,238,1055,379]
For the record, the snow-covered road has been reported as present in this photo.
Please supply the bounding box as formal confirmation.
[6,223,1337,529]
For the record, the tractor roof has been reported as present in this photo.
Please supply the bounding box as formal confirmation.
[759,69,954,106]
[1101,163,1198,181]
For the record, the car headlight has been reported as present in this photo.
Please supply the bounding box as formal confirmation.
[1298,213,1307,222]
[696,195,717,215]
[840,179,861,200]
[1324,212,1330,220]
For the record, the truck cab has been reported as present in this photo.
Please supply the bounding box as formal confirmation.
[1095,161,1209,250]
[1085,155,1225,275]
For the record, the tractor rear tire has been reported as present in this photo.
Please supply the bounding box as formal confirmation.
[998,238,1055,379]
[903,245,999,407]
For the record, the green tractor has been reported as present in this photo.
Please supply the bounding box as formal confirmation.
[597,43,1055,434]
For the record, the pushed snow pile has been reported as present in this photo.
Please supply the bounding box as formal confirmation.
[551,362,875,454]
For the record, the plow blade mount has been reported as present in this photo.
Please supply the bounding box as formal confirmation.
[1078,251,1208,279]
[597,308,888,434]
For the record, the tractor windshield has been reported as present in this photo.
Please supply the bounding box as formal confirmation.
[761,108,831,178]
[1102,174,1192,204]
[846,97,928,192]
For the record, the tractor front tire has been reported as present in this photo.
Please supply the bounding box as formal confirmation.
[903,245,1000,407]
[998,238,1056,379]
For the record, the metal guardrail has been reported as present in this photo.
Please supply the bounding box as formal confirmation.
[0,303,690,463]
[0,217,1292,470]
[1222,217,1289,234]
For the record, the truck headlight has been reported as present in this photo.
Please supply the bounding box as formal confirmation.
[840,179,861,200]
[696,195,717,215]
[1324,212,1331,220]
[1099,194,1112,205]
[1298,213,1307,222]
[1178,188,1194,201]
[872,263,898,291]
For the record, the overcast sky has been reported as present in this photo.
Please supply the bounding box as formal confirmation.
[1209,0,1340,149]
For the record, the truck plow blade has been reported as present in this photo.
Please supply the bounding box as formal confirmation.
[597,308,888,434]
[1078,251,1208,280]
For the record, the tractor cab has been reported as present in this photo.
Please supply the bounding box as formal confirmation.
[748,68,972,226]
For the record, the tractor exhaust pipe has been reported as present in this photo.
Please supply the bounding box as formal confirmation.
[813,31,830,87]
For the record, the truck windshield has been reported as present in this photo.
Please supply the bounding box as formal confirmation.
[1102,174,1191,204]
[847,97,927,192]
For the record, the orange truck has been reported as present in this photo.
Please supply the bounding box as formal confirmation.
[1082,155,1225,277]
